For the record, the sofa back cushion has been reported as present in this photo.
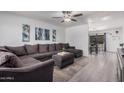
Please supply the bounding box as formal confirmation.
[25,44,38,54]
[39,44,48,53]
[55,43,62,51]
[48,44,55,52]
[6,46,27,56]
[62,43,69,49]
[0,51,23,68]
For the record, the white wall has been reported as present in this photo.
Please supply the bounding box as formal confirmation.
[66,24,89,56]
[0,12,65,46]
[106,28,123,52]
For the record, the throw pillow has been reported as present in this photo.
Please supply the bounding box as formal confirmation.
[0,52,23,68]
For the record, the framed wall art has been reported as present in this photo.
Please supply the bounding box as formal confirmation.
[35,27,44,40]
[44,29,50,40]
[22,24,30,42]
[52,29,56,42]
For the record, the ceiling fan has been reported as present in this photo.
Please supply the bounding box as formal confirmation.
[52,11,83,23]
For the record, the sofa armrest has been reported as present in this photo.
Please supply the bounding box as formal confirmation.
[0,59,54,82]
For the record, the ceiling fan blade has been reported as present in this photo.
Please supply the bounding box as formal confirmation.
[52,17,63,18]
[71,19,77,22]
[61,20,64,23]
[73,13,83,17]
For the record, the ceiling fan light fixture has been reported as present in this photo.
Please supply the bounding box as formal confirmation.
[64,18,71,22]
[52,11,83,23]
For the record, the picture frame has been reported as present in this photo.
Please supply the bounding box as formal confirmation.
[44,29,50,40]
[22,24,30,42]
[35,27,44,40]
[52,29,56,42]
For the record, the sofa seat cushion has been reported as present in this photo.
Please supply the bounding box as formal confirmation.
[64,49,83,58]
[65,49,82,54]
[21,57,41,66]
[28,51,59,59]
[25,44,38,54]
[6,46,27,56]
[19,55,30,60]
[39,44,48,53]
[27,52,55,59]
[19,51,59,61]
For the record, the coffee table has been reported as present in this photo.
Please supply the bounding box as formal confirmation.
[52,52,74,68]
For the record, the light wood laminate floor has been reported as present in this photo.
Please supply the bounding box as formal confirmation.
[53,52,118,82]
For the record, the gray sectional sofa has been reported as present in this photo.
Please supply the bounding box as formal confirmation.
[0,43,83,82]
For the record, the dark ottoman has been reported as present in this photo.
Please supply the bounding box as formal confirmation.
[65,49,83,58]
[52,52,74,68]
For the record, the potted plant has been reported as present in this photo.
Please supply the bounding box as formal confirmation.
[60,47,65,52]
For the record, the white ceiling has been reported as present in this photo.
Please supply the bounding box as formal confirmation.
[8,11,124,29]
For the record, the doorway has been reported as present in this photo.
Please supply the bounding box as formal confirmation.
[89,33,106,54]
[88,27,123,54]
